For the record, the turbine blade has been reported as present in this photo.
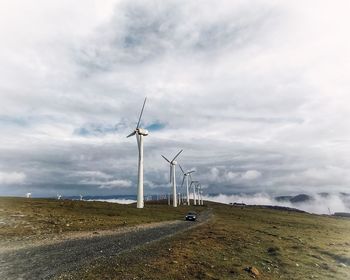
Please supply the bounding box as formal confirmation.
[178,164,185,174]
[136,97,147,129]
[169,165,172,183]
[127,130,136,138]
[161,155,171,163]
[171,149,183,162]
[189,173,193,182]
[188,170,195,174]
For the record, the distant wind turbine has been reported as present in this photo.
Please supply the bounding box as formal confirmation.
[200,189,204,205]
[179,164,195,206]
[190,180,199,205]
[162,150,183,207]
[127,97,149,209]
[197,183,203,205]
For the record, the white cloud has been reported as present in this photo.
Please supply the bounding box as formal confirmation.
[204,193,350,215]
[0,1,349,196]
[209,167,220,181]
[87,198,136,204]
[204,167,261,184]
[0,171,26,185]
[76,171,113,180]
[241,170,261,180]
[99,179,132,189]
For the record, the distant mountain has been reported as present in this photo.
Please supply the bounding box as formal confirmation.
[340,192,350,197]
[275,193,350,207]
[275,194,313,203]
[318,192,329,198]
[290,194,314,203]
[275,196,293,202]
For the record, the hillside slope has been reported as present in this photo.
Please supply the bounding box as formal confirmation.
[70,203,350,280]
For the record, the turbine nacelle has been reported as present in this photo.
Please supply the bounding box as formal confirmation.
[137,128,149,136]
[178,164,195,176]
[126,97,148,139]
[127,128,149,138]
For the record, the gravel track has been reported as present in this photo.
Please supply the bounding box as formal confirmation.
[0,211,210,279]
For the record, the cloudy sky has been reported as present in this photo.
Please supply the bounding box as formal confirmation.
[0,0,349,197]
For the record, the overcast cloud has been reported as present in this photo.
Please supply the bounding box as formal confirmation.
[0,0,349,197]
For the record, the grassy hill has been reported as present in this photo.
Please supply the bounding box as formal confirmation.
[0,197,200,243]
[69,203,350,279]
[1,197,349,279]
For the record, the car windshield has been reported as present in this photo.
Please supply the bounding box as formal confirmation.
[187,212,196,215]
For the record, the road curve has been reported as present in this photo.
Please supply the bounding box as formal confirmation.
[0,212,210,280]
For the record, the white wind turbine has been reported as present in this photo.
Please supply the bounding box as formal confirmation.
[197,183,203,205]
[190,180,199,205]
[161,150,183,207]
[127,97,149,209]
[179,164,195,206]
[200,187,204,205]
[194,183,199,205]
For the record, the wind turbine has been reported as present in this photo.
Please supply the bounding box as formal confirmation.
[197,183,203,205]
[179,164,195,206]
[200,187,204,205]
[161,150,183,207]
[190,180,199,205]
[127,97,149,209]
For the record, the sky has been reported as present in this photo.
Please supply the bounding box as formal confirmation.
[0,0,349,197]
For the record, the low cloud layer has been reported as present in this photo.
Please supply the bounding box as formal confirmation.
[0,1,349,197]
[99,179,132,189]
[204,193,350,215]
[86,198,136,204]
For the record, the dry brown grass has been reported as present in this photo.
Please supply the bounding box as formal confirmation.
[0,197,203,243]
[2,197,349,279]
[75,202,350,280]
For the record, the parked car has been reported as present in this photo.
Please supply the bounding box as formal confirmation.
[185,212,197,221]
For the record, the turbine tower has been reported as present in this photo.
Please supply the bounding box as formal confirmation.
[179,164,195,205]
[190,180,199,205]
[199,186,204,205]
[161,150,183,207]
[197,183,203,205]
[127,97,149,209]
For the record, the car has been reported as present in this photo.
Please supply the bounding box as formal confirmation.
[185,212,197,221]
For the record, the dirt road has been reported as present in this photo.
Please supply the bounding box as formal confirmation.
[0,212,210,279]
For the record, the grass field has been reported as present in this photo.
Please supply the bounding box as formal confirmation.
[0,197,201,242]
[1,198,350,279]
[74,202,350,280]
